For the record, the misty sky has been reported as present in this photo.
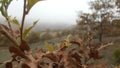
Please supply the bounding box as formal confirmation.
[1,0,92,26]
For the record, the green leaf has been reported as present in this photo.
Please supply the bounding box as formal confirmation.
[65,34,72,47]
[44,42,54,52]
[23,20,38,39]
[3,0,8,3]
[0,0,12,17]
[66,34,72,41]
[11,17,20,27]
[27,0,41,12]
[0,7,7,17]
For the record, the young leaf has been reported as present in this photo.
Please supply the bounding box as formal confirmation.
[23,20,38,39]
[0,0,12,17]
[44,42,54,52]
[0,7,7,17]
[11,17,20,27]
[26,0,41,13]
[65,34,72,47]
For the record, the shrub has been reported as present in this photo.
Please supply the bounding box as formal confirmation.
[0,0,113,68]
[113,47,120,64]
[26,31,41,43]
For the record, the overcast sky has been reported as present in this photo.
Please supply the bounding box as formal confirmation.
[3,0,92,26]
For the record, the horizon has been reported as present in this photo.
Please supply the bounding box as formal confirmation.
[0,0,92,29]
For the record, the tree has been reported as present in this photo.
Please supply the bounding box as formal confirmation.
[111,0,120,35]
[0,0,39,45]
[0,0,114,68]
[76,12,97,40]
[89,0,116,43]
[77,0,115,43]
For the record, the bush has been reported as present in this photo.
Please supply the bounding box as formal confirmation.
[113,47,120,64]
[26,31,41,44]
[40,32,54,41]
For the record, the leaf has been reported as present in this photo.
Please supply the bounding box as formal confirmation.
[22,63,30,68]
[61,54,77,68]
[27,0,41,13]
[52,63,58,68]
[65,34,72,47]
[9,46,28,59]
[5,62,12,68]
[44,42,54,52]
[20,40,30,52]
[23,20,38,39]
[0,0,12,17]
[11,17,20,27]
[66,34,71,41]
[70,37,83,47]
[88,48,102,60]
[0,7,7,17]
[69,49,82,67]
[43,52,59,62]
[59,46,67,51]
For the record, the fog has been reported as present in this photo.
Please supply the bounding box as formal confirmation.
[0,0,92,30]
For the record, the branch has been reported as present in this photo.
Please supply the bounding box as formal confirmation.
[0,24,18,46]
[20,0,27,41]
[3,3,14,37]
[97,42,113,51]
[6,17,14,36]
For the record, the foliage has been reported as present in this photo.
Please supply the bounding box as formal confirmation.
[113,47,120,64]
[0,0,115,68]
[23,20,38,39]
[77,0,116,43]
[0,32,113,68]
[40,31,54,40]
[26,31,41,44]
[0,0,41,67]
[0,0,40,46]
[44,42,55,52]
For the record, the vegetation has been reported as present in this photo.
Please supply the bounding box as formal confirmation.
[26,31,41,44]
[0,0,120,68]
[76,0,120,43]
[113,47,120,65]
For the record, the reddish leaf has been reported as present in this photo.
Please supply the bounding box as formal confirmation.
[70,37,83,46]
[22,63,30,68]
[69,49,82,66]
[43,52,59,62]
[52,62,58,68]
[20,40,30,52]
[61,54,80,68]
[11,55,17,61]
[5,62,12,68]
[88,48,102,60]
[59,46,67,51]
[9,46,28,59]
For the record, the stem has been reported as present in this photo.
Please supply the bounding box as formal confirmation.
[4,4,14,36]
[21,0,27,41]
[0,25,18,46]
[6,17,14,36]
[99,21,103,44]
